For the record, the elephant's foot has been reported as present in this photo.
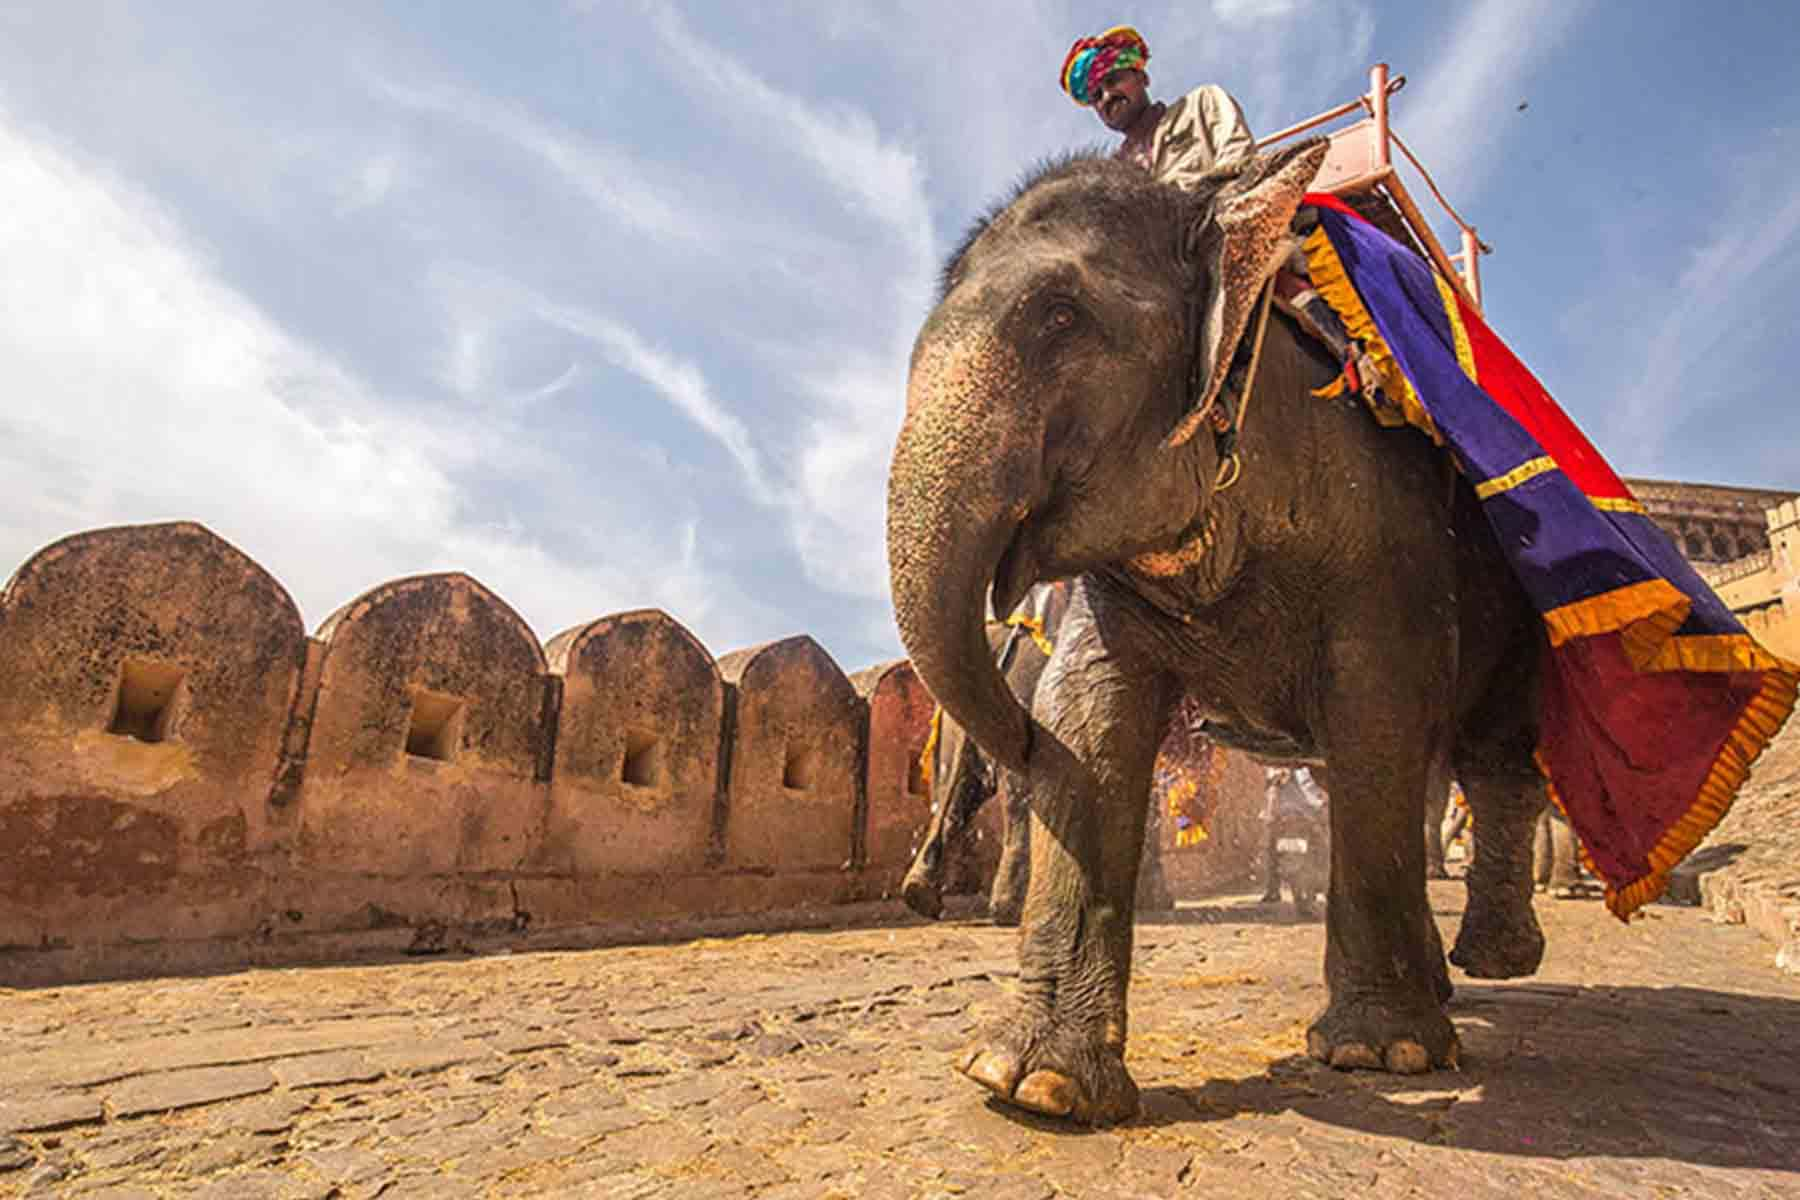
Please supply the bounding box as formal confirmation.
[957,1011,1140,1126]
[987,878,1027,928]
[1429,946,1454,1006]
[1306,994,1459,1074]
[1426,864,1452,881]
[987,898,1023,927]
[1448,896,1545,979]
[901,869,944,921]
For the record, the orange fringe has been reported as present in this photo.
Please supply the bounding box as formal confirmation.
[1540,579,1688,654]
[1540,655,1799,921]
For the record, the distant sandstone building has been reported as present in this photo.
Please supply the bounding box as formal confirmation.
[1624,477,1800,661]
[1623,477,1796,565]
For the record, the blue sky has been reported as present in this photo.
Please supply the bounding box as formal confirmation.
[2,2,1796,675]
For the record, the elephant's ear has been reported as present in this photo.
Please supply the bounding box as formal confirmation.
[1166,137,1330,448]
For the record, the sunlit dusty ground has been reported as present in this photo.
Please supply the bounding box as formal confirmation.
[3,882,1798,1198]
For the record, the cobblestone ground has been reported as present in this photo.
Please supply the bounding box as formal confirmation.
[4,883,1798,1199]
[1682,718,1800,968]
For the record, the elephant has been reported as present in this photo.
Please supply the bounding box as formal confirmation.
[887,144,1550,1125]
[901,583,1175,927]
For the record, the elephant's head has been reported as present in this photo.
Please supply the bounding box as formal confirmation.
[887,144,1325,772]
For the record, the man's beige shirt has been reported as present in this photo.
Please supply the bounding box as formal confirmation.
[1147,84,1256,188]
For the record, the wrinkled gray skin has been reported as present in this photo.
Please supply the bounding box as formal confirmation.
[902,610,1175,927]
[888,156,1550,1126]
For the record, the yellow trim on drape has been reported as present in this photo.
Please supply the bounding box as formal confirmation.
[1540,578,1688,651]
[1474,455,1557,500]
[1434,272,1478,382]
[1301,227,1443,443]
[1591,495,1649,516]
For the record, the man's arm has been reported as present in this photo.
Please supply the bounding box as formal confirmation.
[1196,84,1256,170]
[1150,84,1257,191]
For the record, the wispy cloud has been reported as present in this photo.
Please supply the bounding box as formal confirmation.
[618,5,941,601]
[0,110,770,653]
[1607,143,1800,472]
[369,73,713,249]
[1400,0,1590,198]
[532,295,783,507]
[637,5,938,311]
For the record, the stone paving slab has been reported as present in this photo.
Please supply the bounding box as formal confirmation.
[1679,712,1800,972]
[8,1017,424,1092]
[106,1064,275,1119]
[1,885,1798,1197]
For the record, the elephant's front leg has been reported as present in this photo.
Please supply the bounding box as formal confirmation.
[959,631,1168,1125]
[1307,643,1459,1073]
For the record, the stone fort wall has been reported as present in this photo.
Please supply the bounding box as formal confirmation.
[0,522,1261,986]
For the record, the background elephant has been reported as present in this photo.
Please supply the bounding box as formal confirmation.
[902,582,1175,926]
[888,146,1549,1125]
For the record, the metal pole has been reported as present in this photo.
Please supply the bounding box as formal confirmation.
[1253,97,1366,149]
[1460,227,1484,312]
[1370,63,1391,170]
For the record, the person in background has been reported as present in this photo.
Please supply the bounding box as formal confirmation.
[1260,765,1328,908]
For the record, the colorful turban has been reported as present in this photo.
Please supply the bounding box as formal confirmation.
[1059,25,1150,106]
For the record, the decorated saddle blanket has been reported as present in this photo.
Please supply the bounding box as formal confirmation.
[1299,192,1798,919]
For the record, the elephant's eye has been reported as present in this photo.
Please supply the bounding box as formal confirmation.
[1044,301,1079,334]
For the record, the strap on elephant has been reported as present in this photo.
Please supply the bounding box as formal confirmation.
[1003,612,1056,659]
[1201,276,1277,494]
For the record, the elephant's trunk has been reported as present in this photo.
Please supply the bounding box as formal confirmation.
[887,323,1042,775]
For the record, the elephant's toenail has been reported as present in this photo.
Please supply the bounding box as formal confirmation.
[1329,1043,1383,1070]
[1385,1040,1430,1073]
[1306,1030,1331,1062]
[1015,1070,1079,1116]
[964,1050,1017,1094]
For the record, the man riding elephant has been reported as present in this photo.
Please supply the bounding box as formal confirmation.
[1061,25,1255,183]
[1063,25,1366,372]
